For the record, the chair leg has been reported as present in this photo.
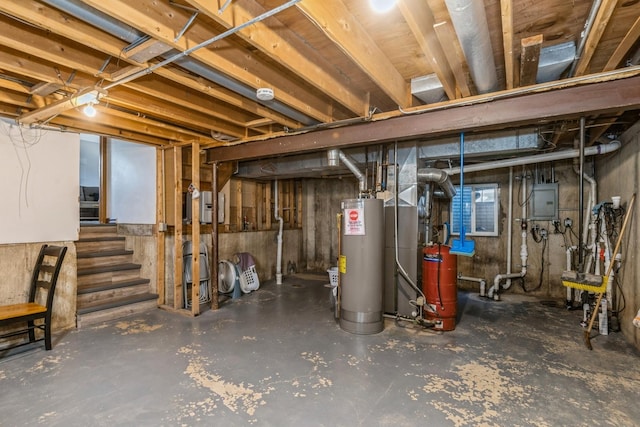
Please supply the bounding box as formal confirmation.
[28,320,36,343]
[44,321,52,350]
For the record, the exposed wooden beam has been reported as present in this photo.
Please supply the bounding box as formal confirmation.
[82,0,334,123]
[296,0,411,108]
[519,34,543,87]
[0,0,302,130]
[104,88,246,138]
[433,21,476,97]
[0,0,142,68]
[398,0,457,100]
[50,115,172,146]
[191,142,201,316]
[173,147,184,310]
[211,161,219,311]
[603,15,640,71]
[574,0,619,76]
[152,68,301,131]
[501,0,515,89]
[206,74,640,162]
[186,0,368,117]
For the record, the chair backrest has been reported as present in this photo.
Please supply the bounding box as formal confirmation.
[28,245,68,311]
[182,241,210,283]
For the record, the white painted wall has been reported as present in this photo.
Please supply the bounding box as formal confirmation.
[79,134,100,187]
[108,139,156,224]
[0,120,79,244]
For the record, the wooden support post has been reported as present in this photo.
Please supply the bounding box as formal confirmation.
[236,180,243,231]
[191,143,201,316]
[211,161,219,310]
[256,182,264,231]
[288,179,295,228]
[265,182,272,229]
[173,147,183,310]
[99,136,108,223]
[296,180,302,228]
[156,148,166,305]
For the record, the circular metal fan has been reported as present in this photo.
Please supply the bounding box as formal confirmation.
[218,260,238,294]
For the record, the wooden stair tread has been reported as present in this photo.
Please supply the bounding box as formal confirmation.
[77,292,158,315]
[78,278,151,295]
[77,236,126,243]
[78,263,141,276]
[77,249,133,258]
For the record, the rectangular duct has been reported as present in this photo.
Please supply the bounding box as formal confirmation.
[537,41,576,84]
[418,128,541,160]
[411,74,446,104]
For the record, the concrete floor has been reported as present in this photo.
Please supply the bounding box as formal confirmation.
[1,272,639,426]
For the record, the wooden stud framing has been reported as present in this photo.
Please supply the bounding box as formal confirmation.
[211,162,219,310]
[288,180,295,229]
[99,136,108,224]
[191,143,201,316]
[235,180,243,231]
[173,147,184,311]
[265,182,272,230]
[256,182,264,231]
[296,181,303,227]
[156,148,166,306]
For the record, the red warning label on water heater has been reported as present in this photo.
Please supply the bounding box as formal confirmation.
[345,208,365,235]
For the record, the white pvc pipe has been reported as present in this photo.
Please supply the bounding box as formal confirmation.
[457,275,487,296]
[444,141,621,175]
[566,245,577,304]
[490,165,528,300]
[505,167,514,289]
[274,179,284,285]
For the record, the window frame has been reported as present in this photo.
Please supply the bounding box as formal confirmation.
[450,183,499,237]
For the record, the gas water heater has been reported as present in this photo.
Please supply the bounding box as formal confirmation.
[423,244,458,331]
[339,198,385,335]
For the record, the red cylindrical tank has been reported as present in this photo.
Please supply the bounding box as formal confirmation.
[422,244,458,331]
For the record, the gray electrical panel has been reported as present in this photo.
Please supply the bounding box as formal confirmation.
[530,183,559,220]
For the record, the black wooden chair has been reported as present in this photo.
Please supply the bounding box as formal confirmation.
[0,244,67,351]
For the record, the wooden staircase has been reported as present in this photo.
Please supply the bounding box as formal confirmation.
[76,224,157,327]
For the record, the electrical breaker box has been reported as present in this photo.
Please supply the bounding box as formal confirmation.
[530,183,558,220]
[186,191,225,224]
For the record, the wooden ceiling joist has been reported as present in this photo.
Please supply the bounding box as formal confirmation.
[185,0,369,117]
[81,0,336,124]
[603,15,640,71]
[296,0,411,108]
[433,21,476,97]
[501,0,515,90]
[574,0,619,77]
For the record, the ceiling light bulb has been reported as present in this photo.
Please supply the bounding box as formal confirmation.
[83,103,96,118]
[369,0,396,13]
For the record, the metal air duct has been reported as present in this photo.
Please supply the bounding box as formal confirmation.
[444,0,498,93]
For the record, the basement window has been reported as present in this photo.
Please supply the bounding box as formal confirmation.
[450,184,499,237]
